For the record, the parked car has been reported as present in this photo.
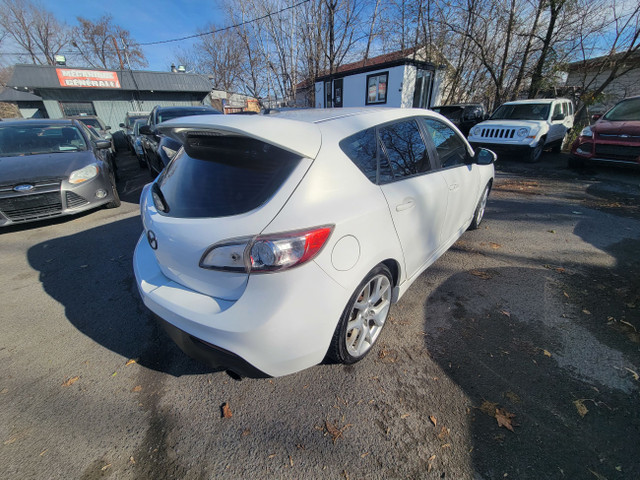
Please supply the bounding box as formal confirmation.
[83,123,119,180]
[131,119,147,168]
[140,105,221,177]
[0,119,120,227]
[467,98,574,162]
[67,115,113,148]
[431,103,487,136]
[133,108,496,377]
[569,96,640,168]
[119,111,149,152]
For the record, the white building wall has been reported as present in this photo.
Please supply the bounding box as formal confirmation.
[401,65,416,108]
[315,65,407,108]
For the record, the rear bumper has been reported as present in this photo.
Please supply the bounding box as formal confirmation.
[133,234,349,377]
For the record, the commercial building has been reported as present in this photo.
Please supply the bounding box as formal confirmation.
[3,64,213,128]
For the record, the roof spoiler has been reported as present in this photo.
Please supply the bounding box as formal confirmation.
[156,115,322,159]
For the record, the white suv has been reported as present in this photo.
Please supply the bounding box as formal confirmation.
[467,98,574,162]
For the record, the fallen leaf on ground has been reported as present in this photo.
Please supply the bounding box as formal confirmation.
[582,309,591,315]
[437,426,450,440]
[125,359,137,366]
[495,408,517,432]
[131,385,142,392]
[624,367,639,381]
[469,269,493,280]
[588,468,608,479]
[504,391,521,403]
[101,464,111,471]
[324,420,351,443]
[429,415,437,427]
[564,291,570,298]
[548,230,556,234]
[500,310,511,318]
[400,413,410,419]
[221,402,233,418]
[360,452,370,458]
[242,429,251,436]
[542,349,552,357]
[289,455,294,466]
[573,399,588,417]
[543,264,565,273]
[268,453,277,459]
[4,437,16,445]
[489,242,501,249]
[62,376,79,387]
[479,400,498,417]
[427,454,436,473]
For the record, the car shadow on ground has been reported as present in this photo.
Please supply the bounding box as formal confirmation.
[26,216,212,377]
[422,198,640,479]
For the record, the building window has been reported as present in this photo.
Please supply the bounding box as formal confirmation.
[60,102,96,117]
[366,72,388,105]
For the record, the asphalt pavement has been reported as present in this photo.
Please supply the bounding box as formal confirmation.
[1,151,638,480]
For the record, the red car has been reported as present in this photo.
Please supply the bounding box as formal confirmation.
[570,96,640,167]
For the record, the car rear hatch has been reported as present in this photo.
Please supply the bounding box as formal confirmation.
[142,115,322,301]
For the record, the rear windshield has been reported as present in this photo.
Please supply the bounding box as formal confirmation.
[155,134,301,218]
[432,106,463,121]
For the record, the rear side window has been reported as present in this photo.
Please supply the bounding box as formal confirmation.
[156,135,301,218]
[339,128,378,183]
[379,119,431,178]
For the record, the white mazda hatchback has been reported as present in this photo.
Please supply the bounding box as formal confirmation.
[133,108,495,377]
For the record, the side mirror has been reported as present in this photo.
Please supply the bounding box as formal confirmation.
[139,125,154,135]
[119,123,125,128]
[552,112,565,121]
[95,140,111,150]
[591,113,602,122]
[475,148,497,165]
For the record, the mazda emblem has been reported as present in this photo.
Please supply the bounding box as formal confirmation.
[147,230,158,250]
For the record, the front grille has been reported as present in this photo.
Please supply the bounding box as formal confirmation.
[594,144,640,161]
[65,191,90,208]
[0,192,62,222]
[597,133,640,142]
[478,127,516,139]
[0,179,62,194]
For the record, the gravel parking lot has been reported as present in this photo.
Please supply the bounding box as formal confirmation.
[1,152,639,480]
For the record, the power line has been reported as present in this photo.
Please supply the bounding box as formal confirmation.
[134,0,311,46]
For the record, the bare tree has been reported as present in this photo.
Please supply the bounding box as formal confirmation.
[0,0,68,65]
[71,15,147,69]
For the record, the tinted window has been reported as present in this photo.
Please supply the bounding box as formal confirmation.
[421,118,469,168]
[603,98,640,121]
[379,120,431,179]
[553,103,562,118]
[339,128,378,182]
[156,135,301,218]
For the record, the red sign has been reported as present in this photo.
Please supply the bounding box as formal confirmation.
[56,69,121,88]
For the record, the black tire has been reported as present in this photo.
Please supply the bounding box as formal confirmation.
[551,136,564,153]
[105,174,121,208]
[327,264,393,365]
[468,184,490,230]
[137,154,146,169]
[528,140,544,163]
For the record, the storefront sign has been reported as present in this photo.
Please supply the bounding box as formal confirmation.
[56,69,121,88]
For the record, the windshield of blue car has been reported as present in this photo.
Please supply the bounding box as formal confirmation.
[0,124,88,156]
[490,103,550,120]
[603,98,640,121]
[157,109,218,123]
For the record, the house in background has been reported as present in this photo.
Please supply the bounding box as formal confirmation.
[565,52,640,113]
[314,48,445,110]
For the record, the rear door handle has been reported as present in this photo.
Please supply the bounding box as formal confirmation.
[396,198,415,212]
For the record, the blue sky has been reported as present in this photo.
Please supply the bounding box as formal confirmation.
[49,0,225,71]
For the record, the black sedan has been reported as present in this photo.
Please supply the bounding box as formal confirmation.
[0,119,120,227]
